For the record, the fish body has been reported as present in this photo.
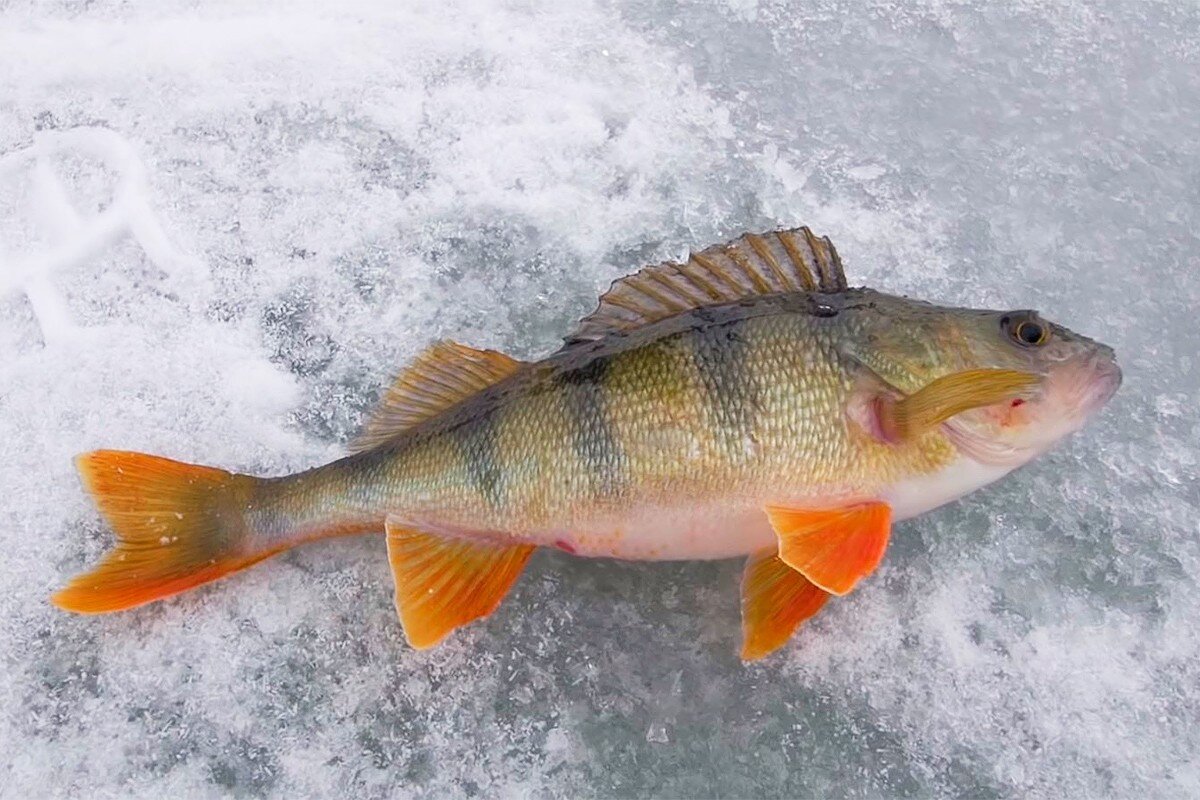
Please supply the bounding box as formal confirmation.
[257,292,971,559]
[54,228,1120,659]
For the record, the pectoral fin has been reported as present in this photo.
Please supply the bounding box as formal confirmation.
[877,368,1039,442]
[740,548,830,660]
[385,517,535,649]
[764,502,891,596]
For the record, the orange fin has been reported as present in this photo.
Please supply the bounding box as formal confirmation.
[764,502,892,596]
[385,517,535,649]
[740,548,830,661]
[53,451,264,614]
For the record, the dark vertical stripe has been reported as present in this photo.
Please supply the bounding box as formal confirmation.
[454,410,503,510]
[689,319,757,461]
[557,356,623,500]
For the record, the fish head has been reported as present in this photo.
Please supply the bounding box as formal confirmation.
[852,292,1122,466]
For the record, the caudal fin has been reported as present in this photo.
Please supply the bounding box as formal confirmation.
[53,450,272,614]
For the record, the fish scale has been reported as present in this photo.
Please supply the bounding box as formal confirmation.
[272,308,969,553]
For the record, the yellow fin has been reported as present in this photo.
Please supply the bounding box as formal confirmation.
[880,368,1039,441]
[740,548,830,661]
[385,517,535,650]
[350,341,524,454]
[765,502,892,596]
[569,227,846,342]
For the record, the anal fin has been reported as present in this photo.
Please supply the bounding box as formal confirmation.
[765,502,892,596]
[740,548,830,661]
[385,517,535,649]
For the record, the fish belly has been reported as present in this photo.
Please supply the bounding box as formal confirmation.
[534,500,777,560]
[881,455,1013,521]
[528,455,1010,561]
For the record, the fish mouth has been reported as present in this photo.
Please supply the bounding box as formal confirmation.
[1079,354,1122,415]
[1042,349,1121,421]
[945,352,1121,467]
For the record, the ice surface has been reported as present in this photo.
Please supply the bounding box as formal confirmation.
[1,0,1198,797]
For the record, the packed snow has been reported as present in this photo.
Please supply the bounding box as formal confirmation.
[2,0,1198,796]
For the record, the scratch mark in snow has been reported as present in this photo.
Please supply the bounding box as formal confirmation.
[0,127,208,343]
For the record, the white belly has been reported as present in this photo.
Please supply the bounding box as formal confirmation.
[540,502,778,560]
[535,456,1013,561]
[881,456,1014,521]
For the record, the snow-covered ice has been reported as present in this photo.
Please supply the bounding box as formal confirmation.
[2,0,1198,796]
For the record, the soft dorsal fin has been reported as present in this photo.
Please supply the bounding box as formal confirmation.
[568,227,846,343]
[350,341,524,453]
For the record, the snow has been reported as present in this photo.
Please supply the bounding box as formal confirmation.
[2,0,1198,796]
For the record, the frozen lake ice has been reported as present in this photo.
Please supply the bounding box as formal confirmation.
[1,0,1198,796]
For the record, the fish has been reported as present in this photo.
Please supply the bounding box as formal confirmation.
[52,227,1122,659]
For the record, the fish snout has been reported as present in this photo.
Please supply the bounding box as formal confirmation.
[1067,347,1122,417]
[1089,351,1123,408]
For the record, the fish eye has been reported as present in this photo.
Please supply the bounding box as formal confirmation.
[1002,313,1049,347]
[1016,321,1046,345]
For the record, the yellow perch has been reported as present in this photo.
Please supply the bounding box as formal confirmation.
[53,228,1121,659]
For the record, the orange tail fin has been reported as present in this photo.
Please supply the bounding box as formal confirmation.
[53,450,273,614]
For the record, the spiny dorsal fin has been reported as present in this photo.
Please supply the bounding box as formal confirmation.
[569,227,846,343]
[350,341,524,453]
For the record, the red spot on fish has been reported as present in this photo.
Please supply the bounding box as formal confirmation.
[1011,398,1026,408]
[554,539,577,555]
